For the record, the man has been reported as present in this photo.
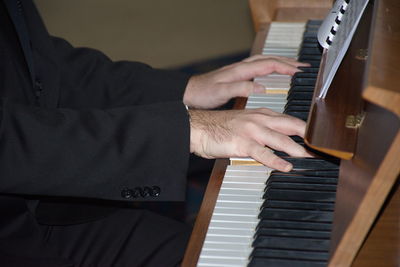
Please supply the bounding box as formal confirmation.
[0,0,309,266]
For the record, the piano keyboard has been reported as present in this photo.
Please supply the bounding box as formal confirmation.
[199,165,273,267]
[197,21,339,267]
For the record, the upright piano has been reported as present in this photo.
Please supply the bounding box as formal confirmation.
[183,0,399,266]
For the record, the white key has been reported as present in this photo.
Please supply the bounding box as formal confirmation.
[198,22,307,267]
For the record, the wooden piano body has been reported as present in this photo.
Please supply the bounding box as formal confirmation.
[183,0,400,266]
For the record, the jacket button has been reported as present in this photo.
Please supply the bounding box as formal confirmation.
[141,186,151,197]
[151,186,161,197]
[35,79,43,90]
[133,187,142,198]
[34,79,43,100]
[121,188,134,199]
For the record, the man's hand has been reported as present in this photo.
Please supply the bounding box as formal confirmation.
[189,108,310,172]
[183,55,309,109]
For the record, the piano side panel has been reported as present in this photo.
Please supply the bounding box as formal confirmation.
[352,181,400,267]
[329,102,400,266]
[328,0,400,265]
[363,0,400,117]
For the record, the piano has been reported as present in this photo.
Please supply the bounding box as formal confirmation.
[183,0,399,266]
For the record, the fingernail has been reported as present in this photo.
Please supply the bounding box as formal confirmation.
[254,83,265,93]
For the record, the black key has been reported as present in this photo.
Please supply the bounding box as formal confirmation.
[303,32,318,38]
[257,219,332,231]
[298,67,319,73]
[299,54,322,61]
[285,99,312,107]
[272,169,339,177]
[261,199,335,211]
[258,208,333,222]
[267,175,338,184]
[299,48,321,55]
[283,158,339,170]
[299,47,323,55]
[252,235,330,251]
[251,248,329,261]
[265,182,337,192]
[305,26,320,31]
[301,42,321,48]
[307,20,323,25]
[249,257,327,267]
[301,60,320,67]
[288,86,315,95]
[289,135,304,143]
[276,169,339,177]
[274,151,289,157]
[303,37,320,44]
[264,189,336,202]
[293,72,318,79]
[285,105,311,112]
[255,228,331,239]
[287,91,314,100]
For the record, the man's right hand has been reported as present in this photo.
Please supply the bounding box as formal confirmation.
[188,108,310,172]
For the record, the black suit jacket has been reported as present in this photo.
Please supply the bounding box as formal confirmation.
[0,0,191,225]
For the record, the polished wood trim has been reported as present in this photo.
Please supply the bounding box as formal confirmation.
[363,0,400,116]
[364,86,400,116]
[249,0,332,31]
[352,182,400,267]
[181,159,229,267]
[250,23,270,56]
[330,125,400,266]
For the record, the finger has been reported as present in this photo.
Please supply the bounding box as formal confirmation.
[242,55,299,63]
[250,111,306,137]
[251,126,309,157]
[238,118,306,163]
[246,141,293,172]
[268,114,307,138]
[216,81,264,99]
[243,56,311,70]
[218,60,305,82]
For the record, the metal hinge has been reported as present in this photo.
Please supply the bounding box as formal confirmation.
[345,113,365,129]
[355,49,368,61]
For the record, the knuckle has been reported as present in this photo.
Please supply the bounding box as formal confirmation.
[238,82,252,97]
[242,120,257,132]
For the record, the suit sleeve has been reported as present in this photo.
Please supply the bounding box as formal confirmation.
[50,37,191,109]
[0,98,190,202]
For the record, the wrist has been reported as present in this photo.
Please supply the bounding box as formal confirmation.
[183,76,197,108]
[188,110,200,154]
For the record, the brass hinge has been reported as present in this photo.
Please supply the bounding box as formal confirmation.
[345,113,365,129]
[355,49,368,61]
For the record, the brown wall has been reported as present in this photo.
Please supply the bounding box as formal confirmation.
[35,0,254,68]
